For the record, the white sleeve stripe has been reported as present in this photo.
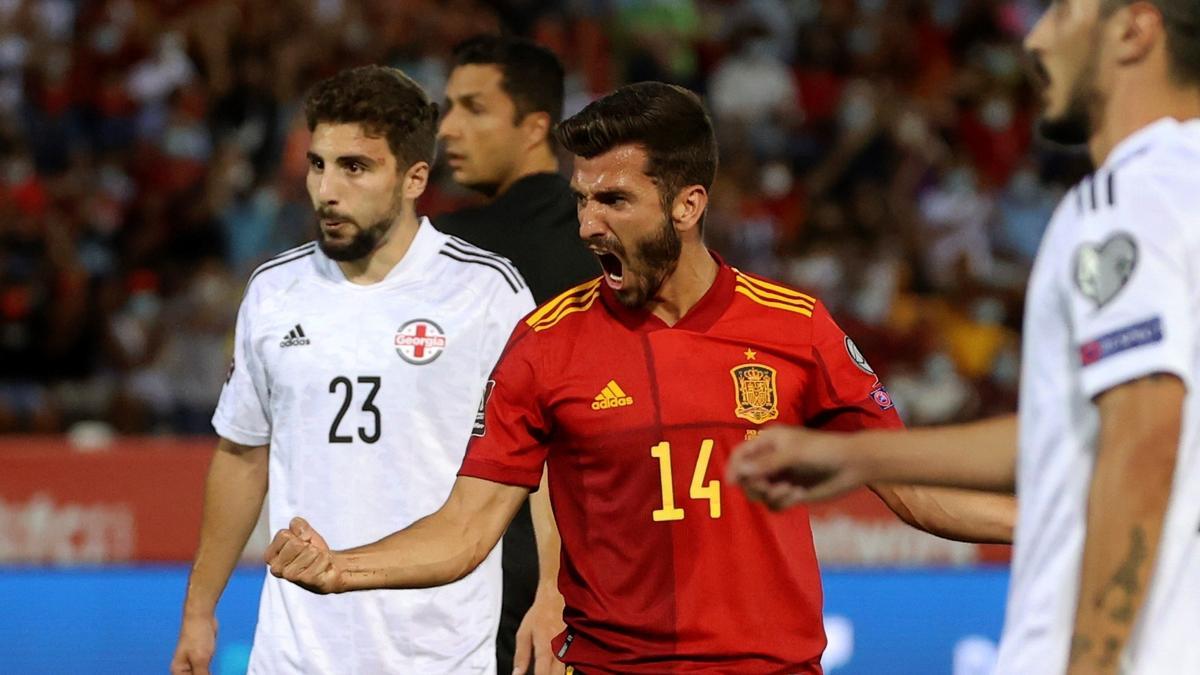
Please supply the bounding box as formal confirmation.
[444,239,523,282]
[264,241,317,262]
[438,250,521,293]
[248,249,316,286]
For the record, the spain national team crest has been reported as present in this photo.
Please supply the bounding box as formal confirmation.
[395,319,447,365]
[731,364,779,424]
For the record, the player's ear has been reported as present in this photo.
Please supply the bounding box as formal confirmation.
[671,185,708,235]
[401,161,430,200]
[519,111,553,150]
[1112,1,1162,67]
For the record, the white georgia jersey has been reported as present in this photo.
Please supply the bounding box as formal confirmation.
[998,118,1200,673]
[212,217,534,674]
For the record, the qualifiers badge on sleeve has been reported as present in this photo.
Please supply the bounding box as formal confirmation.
[395,319,447,365]
[845,337,876,376]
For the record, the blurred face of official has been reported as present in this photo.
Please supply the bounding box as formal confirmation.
[1025,0,1112,145]
[306,123,405,262]
[439,64,524,196]
[572,144,682,309]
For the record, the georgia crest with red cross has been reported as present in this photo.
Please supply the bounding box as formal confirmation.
[394,319,447,365]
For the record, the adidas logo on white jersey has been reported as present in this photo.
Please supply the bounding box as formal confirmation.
[280,324,310,348]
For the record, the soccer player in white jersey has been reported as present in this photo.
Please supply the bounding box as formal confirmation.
[170,65,539,674]
[727,0,1200,673]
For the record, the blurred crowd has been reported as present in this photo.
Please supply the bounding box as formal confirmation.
[0,0,1093,434]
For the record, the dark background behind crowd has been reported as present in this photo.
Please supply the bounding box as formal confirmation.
[0,0,1089,435]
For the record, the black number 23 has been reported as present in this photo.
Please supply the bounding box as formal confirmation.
[329,376,382,444]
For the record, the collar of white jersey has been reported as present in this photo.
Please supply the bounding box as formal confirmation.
[314,216,441,287]
[1104,116,1187,169]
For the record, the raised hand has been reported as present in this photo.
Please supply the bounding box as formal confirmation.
[265,517,343,594]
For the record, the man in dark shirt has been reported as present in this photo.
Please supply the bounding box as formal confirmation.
[432,35,596,675]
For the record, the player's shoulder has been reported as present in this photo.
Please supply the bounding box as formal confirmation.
[435,234,528,296]
[730,268,820,320]
[243,241,320,297]
[521,276,604,335]
[1068,120,1200,221]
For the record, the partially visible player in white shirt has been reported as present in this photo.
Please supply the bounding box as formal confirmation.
[170,65,538,674]
[726,0,1200,673]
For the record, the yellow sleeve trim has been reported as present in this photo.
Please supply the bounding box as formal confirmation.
[734,279,815,309]
[530,290,600,331]
[526,277,602,327]
[734,286,814,317]
[735,273,817,304]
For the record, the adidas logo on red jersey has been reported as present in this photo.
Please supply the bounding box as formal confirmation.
[592,380,633,410]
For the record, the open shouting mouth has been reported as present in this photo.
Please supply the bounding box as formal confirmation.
[591,247,626,290]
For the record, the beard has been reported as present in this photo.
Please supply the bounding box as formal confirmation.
[1033,47,1102,146]
[314,210,394,262]
[612,213,682,309]
[1037,86,1094,146]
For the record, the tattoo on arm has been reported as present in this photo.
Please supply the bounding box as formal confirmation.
[1099,636,1121,668]
[1094,526,1148,623]
[1070,635,1094,662]
[1070,528,1150,667]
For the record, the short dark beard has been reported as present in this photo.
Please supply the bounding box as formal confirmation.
[1038,86,1094,146]
[615,213,682,309]
[315,216,393,262]
[1034,38,1102,146]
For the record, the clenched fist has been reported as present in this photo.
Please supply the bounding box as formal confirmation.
[265,517,343,594]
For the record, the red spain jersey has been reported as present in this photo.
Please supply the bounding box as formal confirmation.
[460,256,902,674]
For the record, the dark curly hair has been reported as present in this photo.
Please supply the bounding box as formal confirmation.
[304,65,438,170]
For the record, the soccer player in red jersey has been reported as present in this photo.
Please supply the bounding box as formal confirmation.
[264,82,1014,674]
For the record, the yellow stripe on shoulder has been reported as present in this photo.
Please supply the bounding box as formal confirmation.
[526,278,602,327]
[734,286,813,317]
[530,285,600,330]
[735,272,817,304]
[735,279,815,309]
[531,289,600,331]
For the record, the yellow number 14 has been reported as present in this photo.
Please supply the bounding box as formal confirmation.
[650,439,721,522]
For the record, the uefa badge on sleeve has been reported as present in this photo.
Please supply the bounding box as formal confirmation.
[394,319,447,365]
[869,385,894,411]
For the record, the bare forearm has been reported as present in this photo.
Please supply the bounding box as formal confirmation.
[530,468,562,595]
[857,415,1018,492]
[872,484,1014,543]
[1069,482,1171,671]
[183,441,268,615]
[333,476,530,592]
[1068,378,1181,673]
[337,512,491,590]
